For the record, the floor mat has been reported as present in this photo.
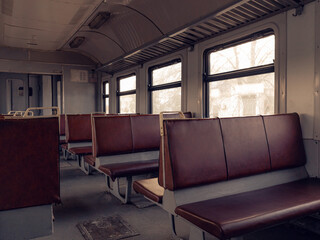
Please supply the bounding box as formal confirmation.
[77,215,139,240]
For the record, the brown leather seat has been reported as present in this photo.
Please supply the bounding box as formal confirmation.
[84,155,96,166]
[68,146,92,155]
[175,178,320,240]
[133,178,164,203]
[99,160,158,181]
[0,118,60,211]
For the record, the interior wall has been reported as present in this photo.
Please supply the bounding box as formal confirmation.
[286,2,315,139]
[0,47,97,115]
[0,73,28,114]
[286,2,319,177]
[63,66,96,114]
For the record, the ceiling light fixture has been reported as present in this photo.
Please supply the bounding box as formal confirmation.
[69,36,85,48]
[89,12,110,29]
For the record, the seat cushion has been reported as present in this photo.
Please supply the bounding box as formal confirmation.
[99,160,158,181]
[84,155,95,166]
[68,146,92,155]
[133,178,164,203]
[175,178,320,240]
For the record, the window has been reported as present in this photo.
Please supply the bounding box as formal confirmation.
[117,74,136,113]
[103,82,109,113]
[204,30,275,118]
[148,60,182,114]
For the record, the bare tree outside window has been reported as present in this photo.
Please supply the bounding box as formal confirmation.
[150,61,181,114]
[118,75,136,113]
[207,34,275,118]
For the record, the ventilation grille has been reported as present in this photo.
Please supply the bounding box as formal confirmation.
[98,0,311,74]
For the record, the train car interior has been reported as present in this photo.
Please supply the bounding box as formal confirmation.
[1,0,320,239]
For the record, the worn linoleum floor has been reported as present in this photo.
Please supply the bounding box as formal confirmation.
[35,158,320,240]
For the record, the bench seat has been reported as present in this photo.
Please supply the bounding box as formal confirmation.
[84,155,96,166]
[68,146,92,155]
[99,160,159,181]
[175,178,320,240]
[133,178,164,203]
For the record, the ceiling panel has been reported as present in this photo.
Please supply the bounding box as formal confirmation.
[72,31,125,63]
[0,0,101,50]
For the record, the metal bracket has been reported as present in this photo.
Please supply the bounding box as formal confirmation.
[105,176,132,204]
[292,3,304,17]
[80,157,93,175]
[169,214,185,240]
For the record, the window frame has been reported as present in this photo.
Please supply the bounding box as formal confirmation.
[103,81,109,113]
[116,73,136,113]
[148,58,182,113]
[203,29,275,118]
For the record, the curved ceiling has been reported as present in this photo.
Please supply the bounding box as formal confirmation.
[0,0,313,73]
[61,0,239,64]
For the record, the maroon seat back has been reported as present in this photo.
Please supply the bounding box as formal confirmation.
[263,113,306,170]
[0,118,60,211]
[162,113,306,191]
[65,114,92,143]
[220,116,271,179]
[160,118,226,190]
[131,115,160,152]
[59,114,65,136]
[92,113,190,158]
[93,116,133,157]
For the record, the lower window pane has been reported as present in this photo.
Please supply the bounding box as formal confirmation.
[209,73,274,118]
[120,94,136,113]
[105,97,109,114]
[152,87,181,114]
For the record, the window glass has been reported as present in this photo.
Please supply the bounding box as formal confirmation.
[105,83,109,95]
[118,75,136,113]
[209,73,274,118]
[206,32,275,118]
[104,82,109,114]
[209,35,275,75]
[152,62,181,86]
[120,75,136,92]
[120,94,136,113]
[152,87,181,114]
[105,98,109,114]
[150,60,182,113]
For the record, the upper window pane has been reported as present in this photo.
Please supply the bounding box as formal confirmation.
[152,62,181,86]
[120,75,136,92]
[209,35,275,75]
[105,82,109,95]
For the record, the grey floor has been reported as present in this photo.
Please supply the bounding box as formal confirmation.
[35,158,320,240]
